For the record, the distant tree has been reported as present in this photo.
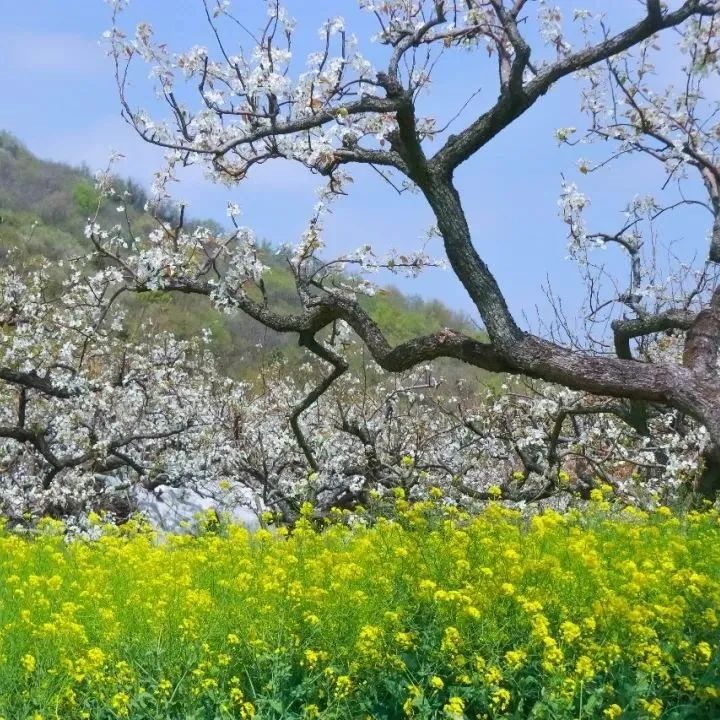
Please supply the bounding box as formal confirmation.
[124,177,148,212]
[73,181,101,216]
[0,131,23,158]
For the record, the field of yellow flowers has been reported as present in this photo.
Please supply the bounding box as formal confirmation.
[0,496,718,720]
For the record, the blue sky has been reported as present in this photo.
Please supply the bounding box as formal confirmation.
[0,1,710,328]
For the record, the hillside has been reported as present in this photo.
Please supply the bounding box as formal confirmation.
[0,131,485,381]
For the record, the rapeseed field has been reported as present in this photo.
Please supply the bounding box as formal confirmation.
[0,496,718,719]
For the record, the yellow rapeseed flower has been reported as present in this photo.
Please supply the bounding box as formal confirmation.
[638,698,663,718]
[443,696,465,719]
[20,654,36,673]
[491,688,511,711]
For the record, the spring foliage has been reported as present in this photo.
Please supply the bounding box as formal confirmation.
[1,497,718,719]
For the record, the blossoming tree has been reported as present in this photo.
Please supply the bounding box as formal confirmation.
[97,0,720,495]
[0,256,224,516]
[0,252,707,518]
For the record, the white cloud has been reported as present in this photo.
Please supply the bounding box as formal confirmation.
[0,30,104,75]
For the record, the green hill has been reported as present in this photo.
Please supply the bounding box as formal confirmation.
[0,131,485,382]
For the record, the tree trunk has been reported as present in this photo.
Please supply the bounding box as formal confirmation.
[696,445,720,499]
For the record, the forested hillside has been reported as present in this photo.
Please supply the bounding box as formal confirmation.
[0,131,480,379]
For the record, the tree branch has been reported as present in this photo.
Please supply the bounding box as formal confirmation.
[289,333,348,471]
[432,0,714,173]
